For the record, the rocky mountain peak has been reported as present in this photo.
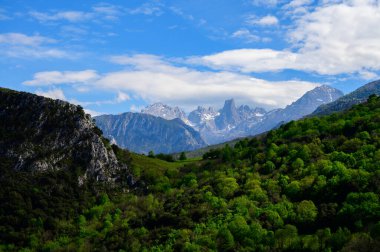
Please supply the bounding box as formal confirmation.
[215,98,241,130]
[141,102,187,121]
[294,85,343,106]
[188,106,219,125]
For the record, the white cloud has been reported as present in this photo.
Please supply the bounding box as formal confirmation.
[231,29,260,43]
[0,33,56,46]
[284,0,313,8]
[23,70,99,86]
[24,54,319,110]
[129,2,164,16]
[0,33,73,59]
[246,15,279,26]
[169,7,194,20]
[192,49,298,73]
[192,1,380,76]
[84,108,102,117]
[0,8,10,20]
[251,0,280,7]
[359,71,379,80]
[92,3,122,20]
[30,11,93,23]
[283,0,314,15]
[116,91,130,102]
[4,47,71,59]
[35,88,66,100]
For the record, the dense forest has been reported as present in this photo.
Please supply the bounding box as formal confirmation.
[1,95,380,251]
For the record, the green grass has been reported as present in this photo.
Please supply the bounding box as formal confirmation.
[130,153,201,179]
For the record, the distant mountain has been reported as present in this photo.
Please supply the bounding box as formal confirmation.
[141,102,190,124]
[94,85,343,152]
[188,106,219,126]
[194,99,267,144]
[238,105,266,122]
[250,85,344,134]
[0,87,129,184]
[94,113,206,154]
[312,79,380,115]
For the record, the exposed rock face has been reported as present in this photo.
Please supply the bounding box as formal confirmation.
[141,102,189,123]
[94,112,206,154]
[0,88,128,183]
[188,106,219,126]
[215,99,241,130]
[312,80,380,116]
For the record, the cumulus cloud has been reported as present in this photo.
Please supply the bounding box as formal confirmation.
[35,88,66,100]
[246,15,279,26]
[231,29,260,43]
[24,54,319,110]
[192,1,380,76]
[192,49,298,73]
[23,70,99,86]
[283,0,314,15]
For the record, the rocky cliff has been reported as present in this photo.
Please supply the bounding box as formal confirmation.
[0,87,129,184]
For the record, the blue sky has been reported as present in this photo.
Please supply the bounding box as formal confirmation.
[1,0,380,115]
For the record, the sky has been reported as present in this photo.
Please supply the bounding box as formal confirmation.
[1,0,380,115]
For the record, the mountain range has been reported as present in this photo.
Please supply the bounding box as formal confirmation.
[95,85,345,153]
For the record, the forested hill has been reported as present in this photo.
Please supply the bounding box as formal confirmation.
[1,95,380,251]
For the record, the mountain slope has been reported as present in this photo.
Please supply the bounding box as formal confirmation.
[312,79,380,115]
[0,87,129,183]
[249,85,343,135]
[94,112,206,154]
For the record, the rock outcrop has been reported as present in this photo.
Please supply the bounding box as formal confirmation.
[0,87,129,184]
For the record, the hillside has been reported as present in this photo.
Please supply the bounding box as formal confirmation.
[1,92,379,251]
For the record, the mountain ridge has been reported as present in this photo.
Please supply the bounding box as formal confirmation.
[312,80,380,115]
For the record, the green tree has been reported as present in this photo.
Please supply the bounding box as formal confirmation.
[148,150,155,158]
[216,177,239,198]
[217,227,235,251]
[275,224,299,250]
[179,152,187,161]
[295,200,318,224]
